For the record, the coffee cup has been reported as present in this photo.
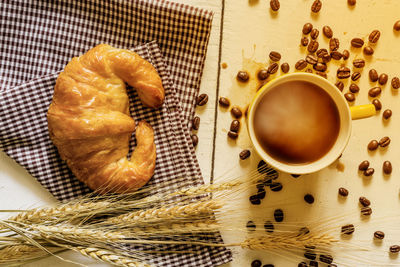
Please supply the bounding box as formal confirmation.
[247,73,376,174]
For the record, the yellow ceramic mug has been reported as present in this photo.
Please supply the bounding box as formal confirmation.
[247,73,376,174]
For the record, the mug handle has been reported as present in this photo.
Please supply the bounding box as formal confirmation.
[350,104,376,120]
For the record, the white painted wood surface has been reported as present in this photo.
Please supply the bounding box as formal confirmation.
[1,0,400,266]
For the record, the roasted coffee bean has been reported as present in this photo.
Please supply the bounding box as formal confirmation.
[309,262,318,267]
[306,54,318,65]
[335,81,344,91]
[322,25,333,38]
[349,83,360,93]
[264,221,274,233]
[374,231,385,240]
[239,149,251,160]
[363,46,374,56]
[337,66,351,79]
[228,131,238,139]
[301,37,309,46]
[369,30,381,43]
[304,251,317,260]
[341,224,355,235]
[270,0,280,11]
[351,38,364,48]
[358,160,370,171]
[295,59,308,70]
[316,71,327,79]
[369,69,379,82]
[219,97,230,107]
[351,72,361,81]
[331,51,342,60]
[394,20,400,31]
[359,196,371,207]
[257,69,270,80]
[249,195,261,205]
[270,182,283,192]
[268,63,279,74]
[257,160,268,174]
[339,187,349,197]
[192,116,200,130]
[344,92,355,102]
[298,263,307,267]
[311,0,322,13]
[230,120,240,132]
[383,109,392,119]
[379,136,391,147]
[256,187,266,199]
[263,265,274,267]
[348,0,356,5]
[328,265,338,267]
[304,194,314,204]
[342,49,350,60]
[372,99,382,111]
[378,73,388,85]
[392,77,400,89]
[305,69,313,73]
[191,134,198,147]
[383,161,392,174]
[313,62,327,72]
[291,174,301,178]
[269,51,281,62]
[298,227,310,236]
[390,245,400,253]
[364,168,375,176]
[280,62,290,73]
[310,28,319,39]
[231,106,242,118]
[361,207,372,216]
[246,221,256,231]
[329,38,340,51]
[237,71,249,82]
[368,140,379,150]
[274,209,284,222]
[368,87,382,97]
[320,254,333,264]
[316,48,328,57]
[353,59,365,68]
[251,259,262,267]
[302,23,313,35]
[321,53,331,63]
[196,93,208,106]
[307,40,319,53]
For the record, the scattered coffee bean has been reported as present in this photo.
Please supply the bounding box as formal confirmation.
[338,187,349,197]
[337,66,351,79]
[321,53,331,63]
[341,224,355,235]
[351,72,361,81]
[304,194,314,204]
[331,51,342,60]
[306,54,318,65]
[270,0,280,11]
[228,131,238,139]
[302,23,313,35]
[270,182,283,192]
[315,71,327,78]
[368,87,382,97]
[304,251,317,260]
[280,62,290,73]
[196,93,208,106]
[291,174,301,178]
[269,51,281,62]
[369,30,381,43]
[353,59,365,68]
[383,109,392,119]
[301,37,309,46]
[313,62,327,72]
[257,69,270,80]
[231,106,242,118]
[295,59,308,70]
[249,195,261,205]
[257,160,268,174]
[316,48,328,57]
[246,221,256,231]
[264,221,274,233]
[237,71,249,82]
[361,206,372,216]
[274,209,284,222]
[320,254,334,264]
[329,38,340,51]
[345,92,355,102]
[351,38,364,48]
[374,231,385,240]
[342,49,350,60]
[230,120,240,132]
[192,116,200,130]
[219,97,230,107]
[298,263,307,267]
[359,160,370,171]
[191,134,198,147]
[372,99,382,111]
[311,0,322,13]
[322,25,333,38]
[363,46,374,56]
[369,69,379,82]
[392,77,400,89]
[307,40,319,53]
[298,227,310,236]
[394,20,400,31]
[268,63,279,74]
[239,149,251,160]
[378,73,388,85]
[251,259,262,267]
[379,136,391,147]
[263,265,274,267]
[349,83,360,93]
[364,168,375,176]
[256,187,266,199]
[309,262,318,267]
[335,81,344,91]
[390,245,400,253]
[359,196,371,207]
[328,264,338,267]
[305,68,313,73]
[348,0,356,5]
[310,28,319,39]
[383,160,392,174]
[368,140,379,150]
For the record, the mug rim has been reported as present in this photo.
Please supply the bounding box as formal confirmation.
[247,72,352,174]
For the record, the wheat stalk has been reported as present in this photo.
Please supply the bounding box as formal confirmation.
[169,181,243,197]
[130,220,220,236]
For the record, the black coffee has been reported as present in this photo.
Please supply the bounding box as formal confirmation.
[253,81,340,164]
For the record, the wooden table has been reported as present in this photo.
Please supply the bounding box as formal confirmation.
[1,0,400,266]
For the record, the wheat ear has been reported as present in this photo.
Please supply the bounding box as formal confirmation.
[0,244,43,262]
[169,181,243,196]
[131,220,220,236]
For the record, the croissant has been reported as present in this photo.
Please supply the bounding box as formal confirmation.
[47,44,165,194]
